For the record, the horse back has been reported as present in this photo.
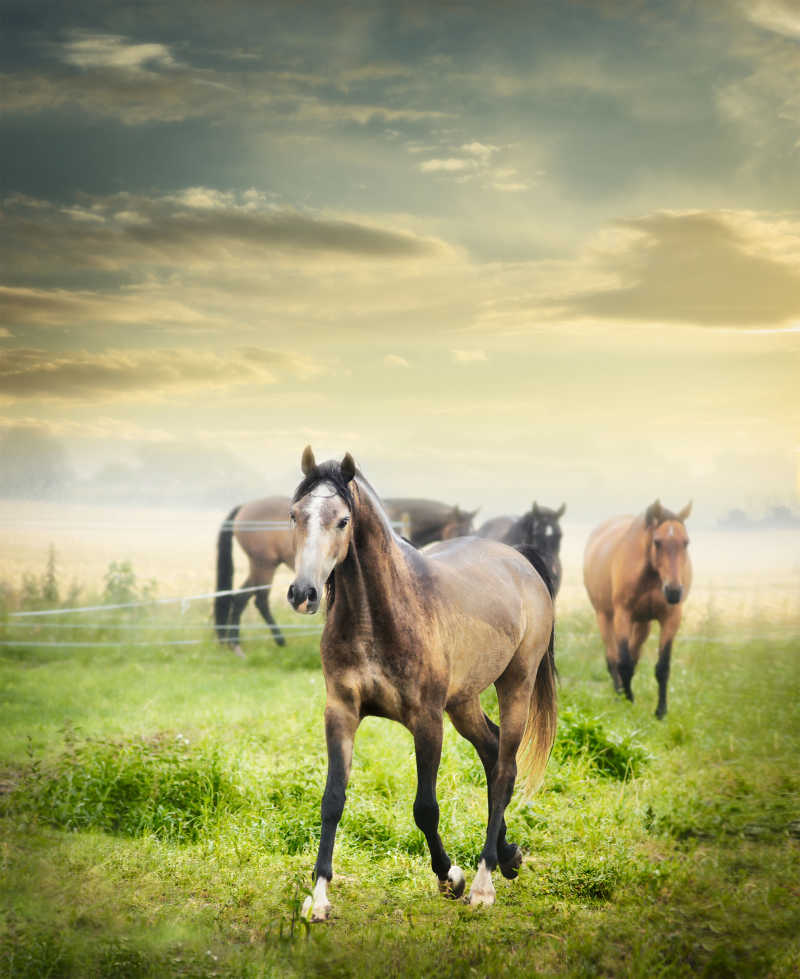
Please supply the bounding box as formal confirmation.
[234,496,294,566]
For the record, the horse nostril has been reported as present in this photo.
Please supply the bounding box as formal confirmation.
[287,584,296,604]
[307,586,317,604]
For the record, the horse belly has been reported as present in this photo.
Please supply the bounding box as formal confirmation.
[445,623,518,704]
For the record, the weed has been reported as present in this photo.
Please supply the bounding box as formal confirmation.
[554,707,650,779]
[6,732,243,844]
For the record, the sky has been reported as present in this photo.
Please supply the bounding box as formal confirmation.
[1,0,799,521]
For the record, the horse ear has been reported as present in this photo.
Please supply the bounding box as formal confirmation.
[645,499,663,526]
[469,507,480,520]
[677,500,692,522]
[301,445,317,475]
[556,502,566,518]
[340,452,356,483]
[532,501,540,515]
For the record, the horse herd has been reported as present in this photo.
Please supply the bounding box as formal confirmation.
[214,449,692,919]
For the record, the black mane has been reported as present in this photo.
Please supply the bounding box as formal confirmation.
[292,461,355,510]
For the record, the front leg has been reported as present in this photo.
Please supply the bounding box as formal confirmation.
[655,609,682,719]
[412,712,464,899]
[613,609,635,702]
[302,699,359,922]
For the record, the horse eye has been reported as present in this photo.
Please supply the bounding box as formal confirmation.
[288,511,296,524]
[654,539,662,548]
[337,517,349,530]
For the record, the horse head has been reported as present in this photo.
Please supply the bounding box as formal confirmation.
[287,445,356,614]
[441,505,479,540]
[645,499,692,605]
[523,501,566,556]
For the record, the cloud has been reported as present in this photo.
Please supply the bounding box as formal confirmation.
[451,349,487,363]
[461,142,498,160]
[567,210,800,327]
[62,33,178,72]
[419,157,474,173]
[0,32,447,127]
[743,0,800,39]
[0,191,442,275]
[0,346,322,403]
[0,190,465,337]
[383,354,410,367]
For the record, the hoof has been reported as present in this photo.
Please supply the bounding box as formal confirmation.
[301,894,331,922]
[655,706,667,720]
[274,634,286,647]
[232,644,246,659]
[468,859,496,908]
[499,845,523,880]
[438,865,465,899]
[468,885,496,908]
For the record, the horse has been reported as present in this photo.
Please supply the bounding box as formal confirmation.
[583,499,692,719]
[478,502,566,595]
[214,497,294,653]
[383,498,477,547]
[287,447,556,920]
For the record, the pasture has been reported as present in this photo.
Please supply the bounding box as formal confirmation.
[1,503,799,977]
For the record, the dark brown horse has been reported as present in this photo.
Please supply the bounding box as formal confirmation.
[384,498,477,547]
[583,499,692,718]
[478,502,566,595]
[287,447,556,920]
[214,497,294,653]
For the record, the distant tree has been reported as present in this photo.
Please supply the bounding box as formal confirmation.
[42,545,59,605]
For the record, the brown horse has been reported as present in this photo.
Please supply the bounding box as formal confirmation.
[287,447,556,920]
[583,499,692,718]
[214,497,294,653]
[384,498,477,547]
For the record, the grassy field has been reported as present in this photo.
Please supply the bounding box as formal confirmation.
[1,590,799,977]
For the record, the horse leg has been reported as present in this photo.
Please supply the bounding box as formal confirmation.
[227,574,254,657]
[613,609,635,702]
[469,672,533,907]
[447,699,521,879]
[412,711,465,899]
[629,620,650,668]
[303,698,360,922]
[252,565,285,647]
[597,612,621,693]
[655,609,681,719]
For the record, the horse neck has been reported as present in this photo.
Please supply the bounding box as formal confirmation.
[331,477,408,627]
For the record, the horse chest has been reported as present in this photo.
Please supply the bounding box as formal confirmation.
[632,587,664,622]
[322,632,441,723]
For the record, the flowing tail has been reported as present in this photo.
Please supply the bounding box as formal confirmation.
[515,543,558,794]
[214,505,241,642]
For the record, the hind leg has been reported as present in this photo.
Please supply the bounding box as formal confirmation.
[469,668,536,907]
[227,576,254,657]
[597,612,621,692]
[411,710,464,899]
[252,565,285,647]
[447,699,521,879]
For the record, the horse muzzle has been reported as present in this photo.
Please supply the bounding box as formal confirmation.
[287,581,320,614]
[663,584,683,605]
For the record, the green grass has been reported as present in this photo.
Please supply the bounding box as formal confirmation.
[1,606,799,977]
